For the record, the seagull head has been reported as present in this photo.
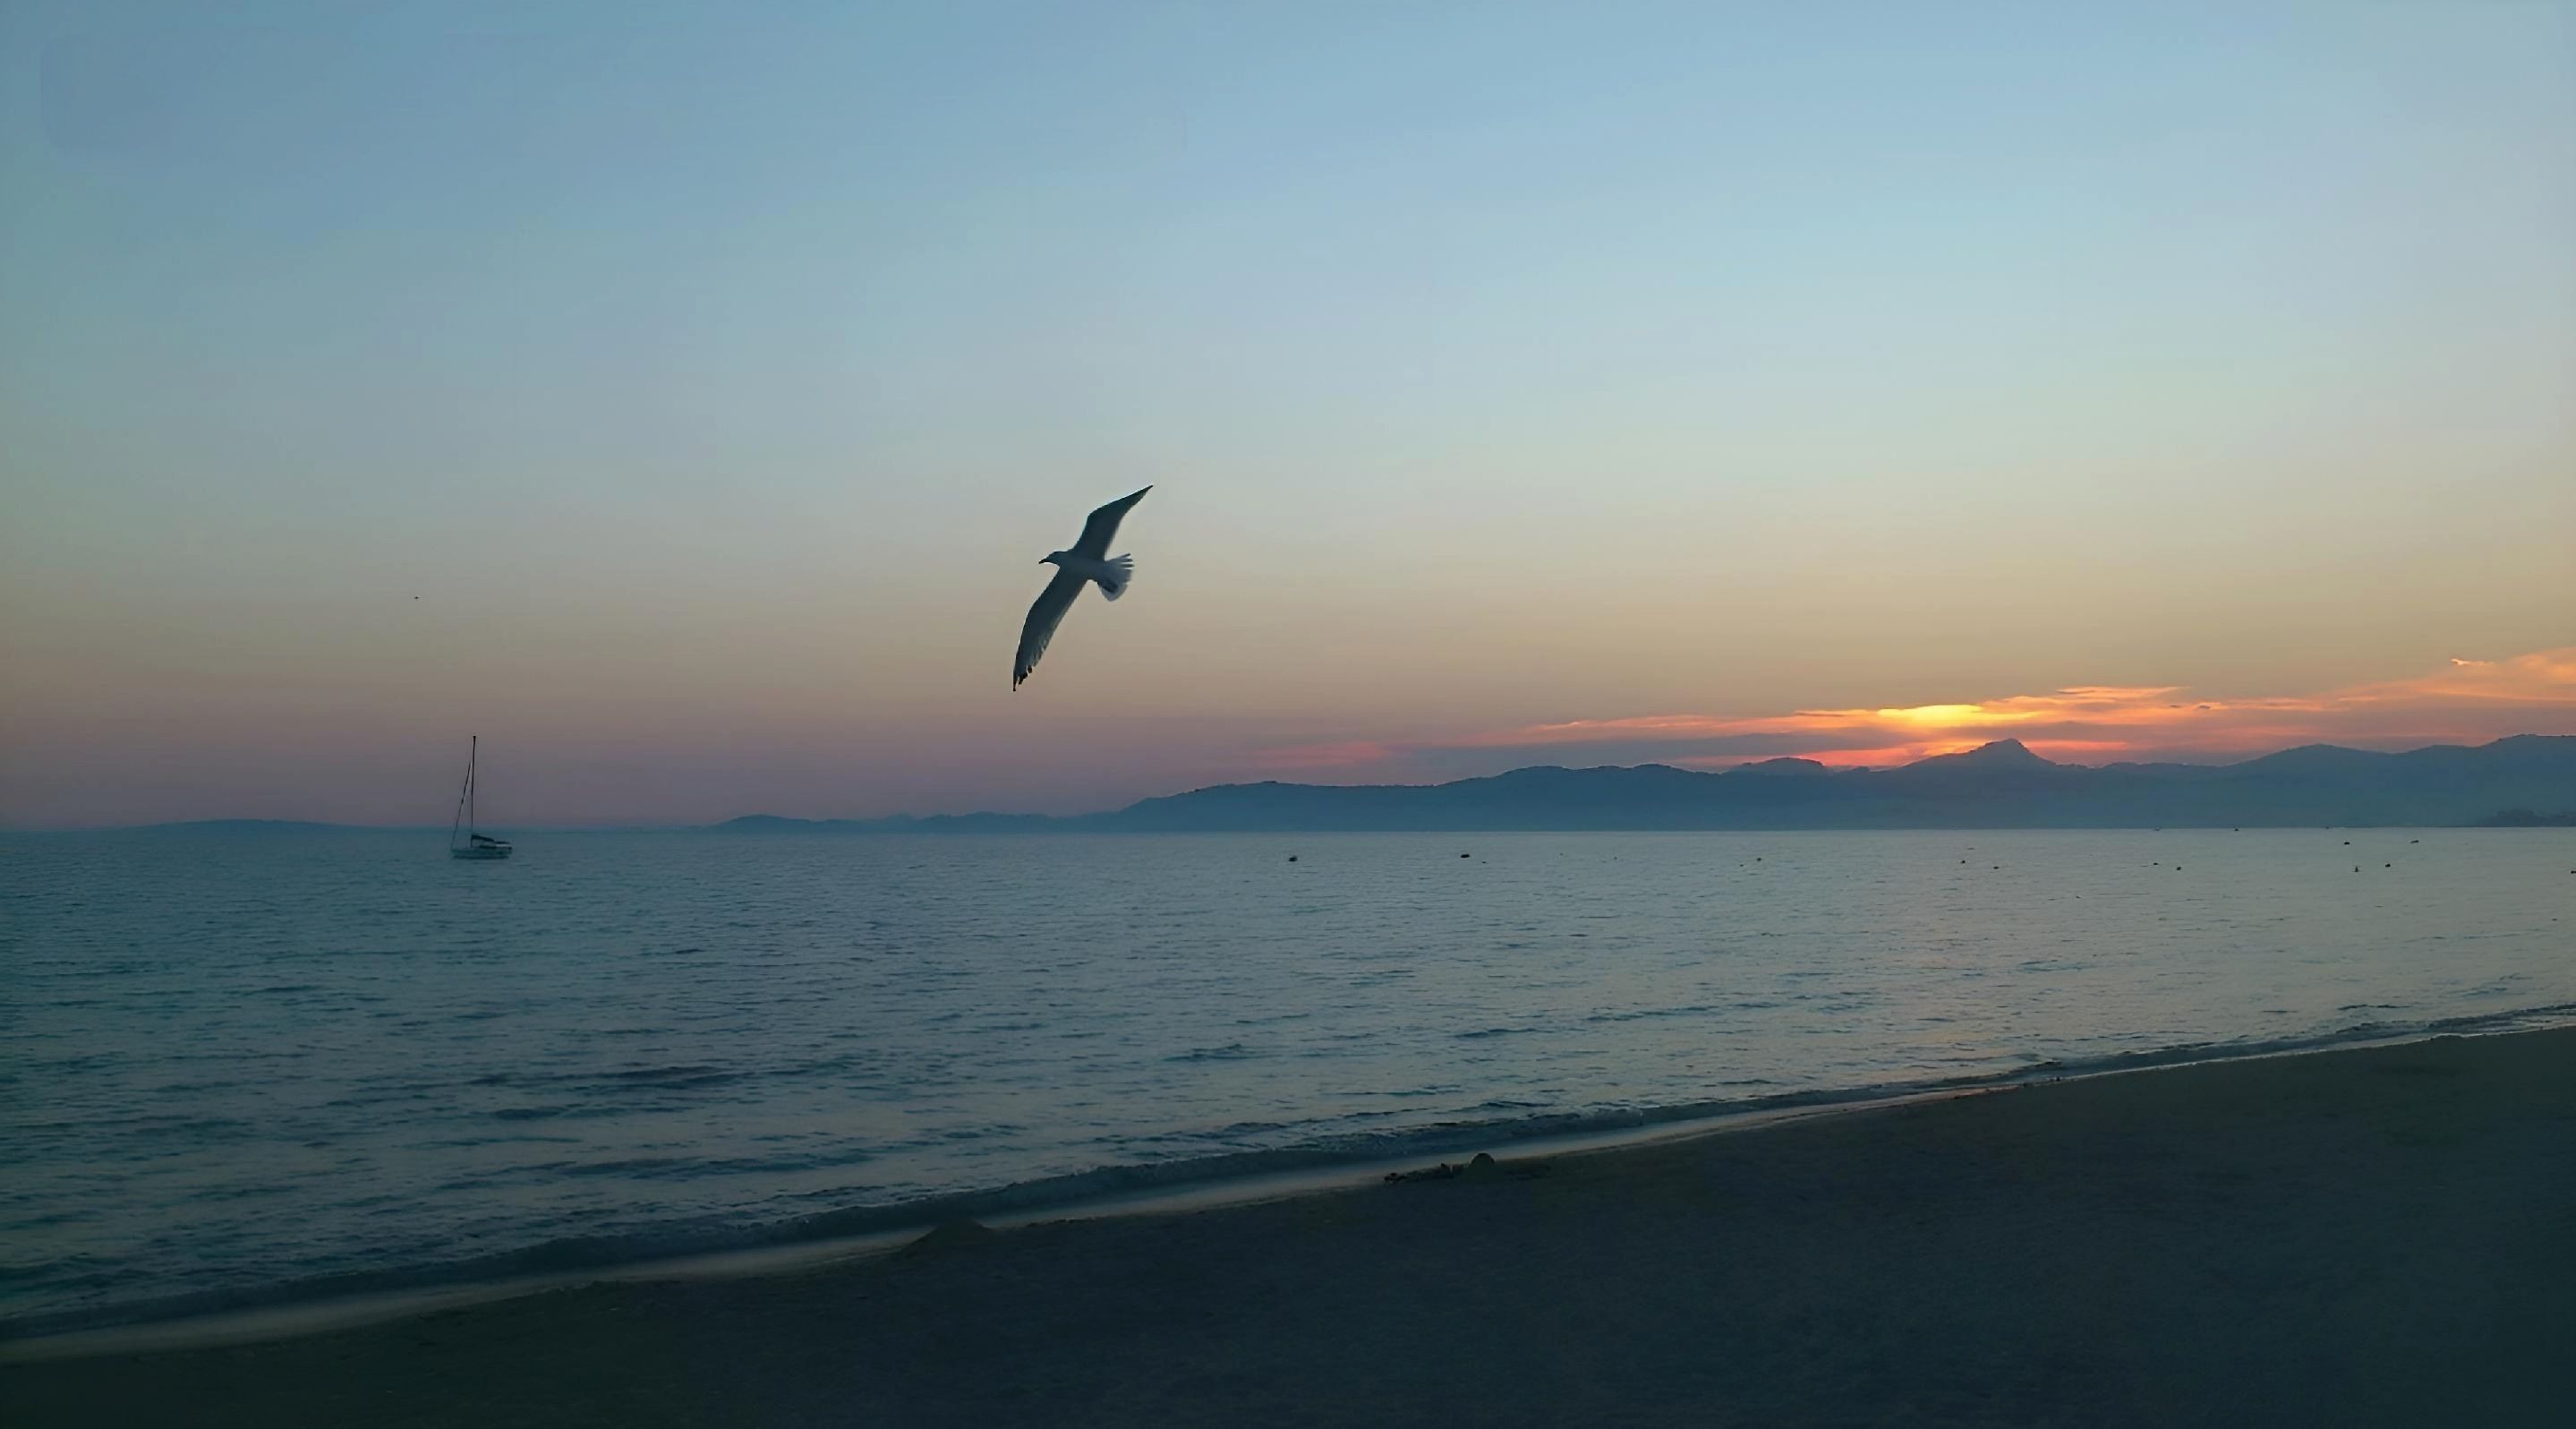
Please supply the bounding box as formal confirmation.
[1039,550,1068,567]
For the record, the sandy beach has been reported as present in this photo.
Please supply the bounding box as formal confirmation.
[8,1027,2572,1426]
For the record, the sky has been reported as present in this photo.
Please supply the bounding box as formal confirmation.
[2,1,2572,826]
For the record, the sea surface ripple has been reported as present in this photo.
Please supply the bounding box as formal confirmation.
[4,827,2571,1333]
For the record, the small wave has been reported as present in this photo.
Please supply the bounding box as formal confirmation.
[1128,1119,1298,1146]
[605,1064,739,1086]
[554,1151,878,1181]
[1454,1026,1538,1040]
[1585,1004,1717,1024]
[0,1262,124,1296]
[181,1185,296,1205]
[127,1117,254,1140]
[0,1211,94,1234]
[1164,1044,1256,1063]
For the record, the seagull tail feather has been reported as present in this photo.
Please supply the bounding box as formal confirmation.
[1096,554,1134,602]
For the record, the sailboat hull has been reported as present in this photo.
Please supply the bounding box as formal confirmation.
[450,844,513,860]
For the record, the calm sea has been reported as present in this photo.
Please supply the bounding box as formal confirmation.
[4,827,2572,1334]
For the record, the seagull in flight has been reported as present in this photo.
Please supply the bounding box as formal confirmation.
[1014,486,1151,689]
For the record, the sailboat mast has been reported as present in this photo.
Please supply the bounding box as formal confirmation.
[467,735,477,835]
[449,737,473,850]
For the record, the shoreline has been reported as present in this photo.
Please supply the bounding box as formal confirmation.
[0,1083,1978,1366]
[10,1001,2574,1359]
[10,1001,2572,1358]
[7,1024,2572,1425]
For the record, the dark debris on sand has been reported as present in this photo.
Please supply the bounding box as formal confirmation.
[1383,1152,1549,1185]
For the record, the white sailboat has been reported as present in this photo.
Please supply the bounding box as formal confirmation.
[448,735,514,860]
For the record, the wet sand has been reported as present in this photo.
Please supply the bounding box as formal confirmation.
[7,1028,2572,1426]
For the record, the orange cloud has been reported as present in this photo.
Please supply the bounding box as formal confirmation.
[1251,646,2576,775]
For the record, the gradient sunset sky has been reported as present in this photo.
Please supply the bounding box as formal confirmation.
[4,2,2572,826]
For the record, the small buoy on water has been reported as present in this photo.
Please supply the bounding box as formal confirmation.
[1288,855,1298,862]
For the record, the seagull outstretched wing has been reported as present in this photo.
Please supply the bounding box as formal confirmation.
[1013,568,1086,689]
[1072,486,1152,559]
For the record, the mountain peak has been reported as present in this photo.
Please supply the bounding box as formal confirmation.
[1730,757,1830,778]
[1927,738,2053,767]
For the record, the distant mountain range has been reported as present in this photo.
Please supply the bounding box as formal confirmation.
[716,734,2576,834]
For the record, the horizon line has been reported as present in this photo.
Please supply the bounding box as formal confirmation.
[10,732,2567,834]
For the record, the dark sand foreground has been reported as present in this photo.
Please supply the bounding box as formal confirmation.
[9,1029,2574,1426]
